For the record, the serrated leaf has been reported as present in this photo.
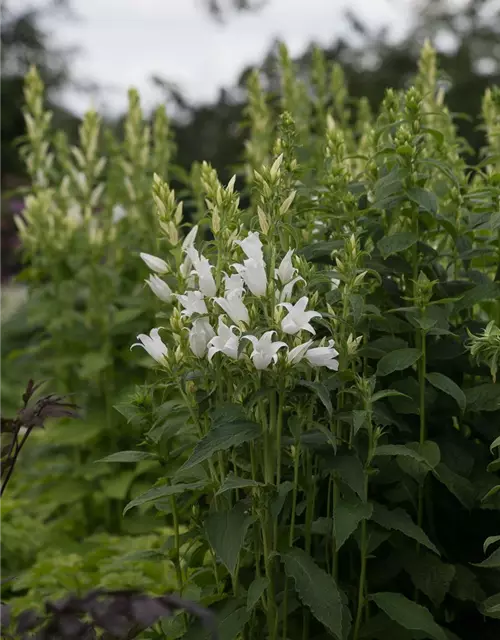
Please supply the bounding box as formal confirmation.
[180,420,260,471]
[97,451,157,463]
[433,463,475,509]
[334,498,373,550]
[205,502,253,576]
[375,444,430,465]
[454,283,500,312]
[377,349,421,376]
[407,187,438,215]
[123,481,205,514]
[397,441,441,484]
[215,473,263,496]
[378,232,418,259]
[371,592,447,640]
[372,503,439,554]
[329,455,366,501]
[281,548,345,639]
[246,576,268,611]
[299,380,333,416]
[402,550,455,606]
[426,372,466,412]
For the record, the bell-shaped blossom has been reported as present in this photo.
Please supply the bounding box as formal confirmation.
[131,328,168,366]
[287,339,314,365]
[176,290,208,317]
[275,250,296,285]
[304,339,339,370]
[207,317,241,361]
[189,317,215,357]
[214,289,249,325]
[145,274,173,302]
[235,231,263,262]
[278,296,321,335]
[112,204,127,224]
[223,272,244,294]
[278,276,305,303]
[186,247,217,297]
[182,225,198,250]
[140,252,169,274]
[233,258,267,297]
[244,331,287,370]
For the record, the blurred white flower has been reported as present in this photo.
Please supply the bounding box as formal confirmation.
[145,274,173,302]
[214,289,249,325]
[67,203,83,228]
[186,247,217,297]
[189,317,215,357]
[331,278,340,290]
[207,317,241,361]
[140,252,169,274]
[112,204,127,223]
[275,250,296,284]
[279,276,305,303]
[223,272,244,294]
[131,328,168,366]
[287,339,313,365]
[176,290,208,317]
[244,330,287,370]
[305,339,339,370]
[235,231,264,262]
[279,296,321,335]
[182,225,199,250]
[233,258,267,297]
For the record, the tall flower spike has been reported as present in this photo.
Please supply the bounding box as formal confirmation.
[235,231,264,262]
[233,258,267,297]
[176,290,208,317]
[207,317,241,361]
[278,296,321,335]
[145,274,173,302]
[214,289,249,325]
[244,330,287,370]
[140,252,169,274]
[189,317,215,357]
[131,328,168,366]
[275,249,297,284]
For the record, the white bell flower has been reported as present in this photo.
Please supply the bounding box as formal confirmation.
[278,296,321,335]
[176,290,208,317]
[112,204,127,223]
[207,317,241,361]
[287,339,314,365]
[223,272,245,294]
[331,278,340,290]
[233,258,267,297]
[235,231,264,262]
[304,339,339,370]
[131,328,168,366]
[278,276,305,303]
[140,252,169,274]
[182,225,199,250]
[189,317,215,357]
[145,274,173,302]
[214,289,249,325]
[275,250,297,284]
[186,247,217,297]
[244,330,287,370]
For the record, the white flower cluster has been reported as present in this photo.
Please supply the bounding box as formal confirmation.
[133,229,339,372]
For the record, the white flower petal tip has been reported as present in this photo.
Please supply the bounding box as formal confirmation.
[235,231,263,261]
[182,225,199,250]
[131,328,168,366]
[144,274,173,302]
[244,330,288,370]
[232,258,267,297]
[140,252,169,274]
[275,250,297,285]
[279,296,321,335]
[207,317,241,361]
[214,289,249,325]
[189,317,215,357]
[176,290,208,317]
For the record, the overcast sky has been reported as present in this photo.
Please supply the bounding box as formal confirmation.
[26,0,434,116]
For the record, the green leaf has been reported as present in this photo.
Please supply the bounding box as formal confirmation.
[454,283,500,312]
[374,444,431,466]
[371,592,447,640]
[402,551,456,606]
[473,546,500,569]
[215,473,263,496]
[97,451,157,463]
[299,380,333,416]
[181,420,260,471]
[480,593,500,619]
[406,187,438,215]
[372,503,440,554]
[484,535,500,555]
[79,351,111,379]
[377,232,418,259]
[377,349,421,376]
[397,441,441,484]
[490,435,500,453]
[246,576,268,611]
[465,383,500,412]
[113,403,147,425]
[334,498,373,550]
[426,372,466,412]
[281,548,345,640]
[371,390,410,402]
[123,481,205,514]
[205,502,253,576]
[433,463,475,509]
[329,455,366,501]
[183,599,249,640]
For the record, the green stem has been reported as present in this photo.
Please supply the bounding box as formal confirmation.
[282,441,300,640]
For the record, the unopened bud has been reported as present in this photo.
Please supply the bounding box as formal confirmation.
[257,206,270,235]
[280,190,296,216]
